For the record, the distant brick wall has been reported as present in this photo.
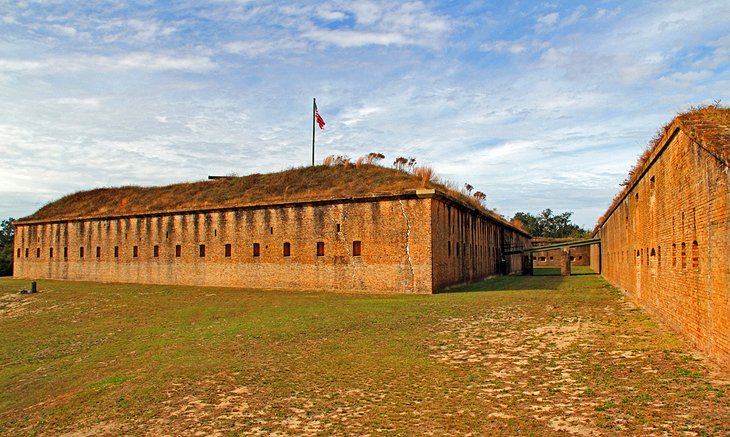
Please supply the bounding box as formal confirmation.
[13,192,529,294]
[431,198,529,291]
[589,244,600,273]
[596,127,729,368]
[530,238,590,267]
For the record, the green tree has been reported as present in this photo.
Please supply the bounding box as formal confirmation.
[511,209,588,238]
[0,217,15,276]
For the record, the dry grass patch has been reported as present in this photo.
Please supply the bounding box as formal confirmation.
[0,274,727,435]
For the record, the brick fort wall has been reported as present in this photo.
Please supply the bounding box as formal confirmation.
[596,127,729,368]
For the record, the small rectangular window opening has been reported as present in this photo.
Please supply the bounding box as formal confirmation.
[456,242,460,256]
[36,248,40,257]
[80,247,84,258]
[270,227,274,235]
[283,242,291,257]
[253,243,260,257]
[336,224,341,233]
[317,241,325,257]
[64,247,68,258]
[199,244,206,257]
[448,241,451,257]
[353,240,362,256]
[154,245,159,257]
[25,248,29,258]
[114,246,119,258]
[50,247,54,258]
[225,243,232,257]
[175,245,182,257]
[17,248,20,258]
[133,246,139,257]
[96,246,101,258]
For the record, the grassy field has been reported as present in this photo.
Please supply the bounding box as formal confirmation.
[0,272,727,436]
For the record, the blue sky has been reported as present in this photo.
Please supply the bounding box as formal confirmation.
[1,0,728,228]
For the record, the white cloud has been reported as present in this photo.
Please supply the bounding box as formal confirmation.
[561,5,586,26]
[480,38,549,54]
[536,12,560,31]
[318,9,347,21]
[223,39,307,56]
[0,53,217,74]
[303,29,407,47]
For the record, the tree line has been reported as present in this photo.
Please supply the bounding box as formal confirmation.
[0,218,14,276]
[510,209,589,238]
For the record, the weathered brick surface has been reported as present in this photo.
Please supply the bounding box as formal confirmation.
[14,191,529,294]
[595,127,729,368]
[530,238,590,268]
[431,198,529,290]
[589,244,600,272]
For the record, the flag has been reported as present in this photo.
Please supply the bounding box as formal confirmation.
[314,101,326,129]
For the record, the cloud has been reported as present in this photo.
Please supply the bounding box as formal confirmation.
[303,29,407,47]
[296,1,450,48]
[535,12,559,31]
[223,39,307,56]
[318,9,347,21]
[479,38,549,54]
[0,53,217,73]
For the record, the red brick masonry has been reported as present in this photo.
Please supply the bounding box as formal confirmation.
[14,189,530,294]
[593,118,729,369]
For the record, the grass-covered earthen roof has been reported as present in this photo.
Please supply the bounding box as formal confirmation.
[20,164,523,234]
[594,104,730,231]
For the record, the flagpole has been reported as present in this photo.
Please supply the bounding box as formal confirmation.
[312,98,316,166]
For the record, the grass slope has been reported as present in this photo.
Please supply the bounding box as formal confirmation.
[0,273,727,435]
[21,165,440,222]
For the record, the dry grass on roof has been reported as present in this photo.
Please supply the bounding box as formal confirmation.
[22,164,444,222]
[594,103,730,232]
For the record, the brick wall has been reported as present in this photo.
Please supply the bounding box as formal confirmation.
[13,191,529,294]
[530,241,590,268]
[589,244,600,273]
[431,197,529,291]
[14,196,434,293]
[596,127,729,368]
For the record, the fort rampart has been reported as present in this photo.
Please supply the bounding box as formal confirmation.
[594,120,729,368]
[14,189,529,293]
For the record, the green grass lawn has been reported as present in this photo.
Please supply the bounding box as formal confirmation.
[0,274,727,435]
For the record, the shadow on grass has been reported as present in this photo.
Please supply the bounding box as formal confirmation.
[442,273,565,293]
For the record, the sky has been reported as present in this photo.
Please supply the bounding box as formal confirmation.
[1,1,728,228]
